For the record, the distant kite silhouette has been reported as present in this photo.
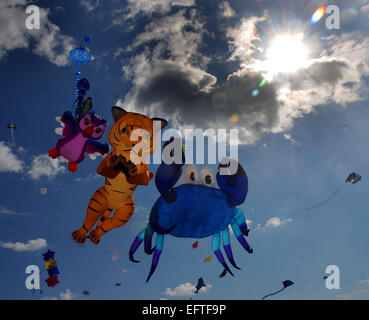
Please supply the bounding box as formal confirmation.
[194,277,206,294]
[7,123,16,145]
[346,172,361,184]
[262,280,294,300]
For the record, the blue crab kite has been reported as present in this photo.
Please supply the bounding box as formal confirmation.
[129,145,253,282]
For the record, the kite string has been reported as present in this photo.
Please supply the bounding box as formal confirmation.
[262,287,285,300]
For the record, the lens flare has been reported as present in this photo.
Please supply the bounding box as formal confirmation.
[230,114,239,123]
[310,6,326,25]
[252,89,259,97]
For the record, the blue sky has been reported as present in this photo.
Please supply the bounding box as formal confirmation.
[0,0,369,300]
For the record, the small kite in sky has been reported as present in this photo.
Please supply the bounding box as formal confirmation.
[42,250,55,261]
[7,123,16,145]
[45,276,59,288]
[114,282,122,287]
[48,101,108,173]
[345,172,361,184]
[194,277,206,294]
[44,259,57,270]
[262,280,294,300]
[43,250,60,288]
[192,241,199,249]
[82,290,90,295]
[203,256,212,263]
[69,37,92,113]
[47,266,60,277]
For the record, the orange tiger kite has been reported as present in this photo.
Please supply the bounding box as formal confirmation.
[72,106,168,245]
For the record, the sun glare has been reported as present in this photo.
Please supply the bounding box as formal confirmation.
[263,34,309,77]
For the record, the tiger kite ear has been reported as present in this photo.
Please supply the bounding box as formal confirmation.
[152,118,168,131]
[111,106,128,122]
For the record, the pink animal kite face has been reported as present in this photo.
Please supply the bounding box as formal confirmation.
[78,113,107,140]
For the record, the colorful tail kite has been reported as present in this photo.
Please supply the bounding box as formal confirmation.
[262,280,294,300]
[43,250,60,288]
[69,37,92,115]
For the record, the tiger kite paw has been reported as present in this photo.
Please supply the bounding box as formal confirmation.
[88,227,104,245]
[71,228,87,244]
[110,154,127,172]
[125,160,138,178]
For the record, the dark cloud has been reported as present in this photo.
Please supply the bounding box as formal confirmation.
[129,62,279,144]
[289,61,348,90]
[119,2,369,146]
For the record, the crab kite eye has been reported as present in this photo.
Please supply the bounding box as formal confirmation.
[200,167,215,188]
[185,164,199,185]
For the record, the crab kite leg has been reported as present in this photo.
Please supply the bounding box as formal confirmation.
[144,225,156,254]
[146,233,164,283]
[222,228,240,270]
[129,229,145,263]
[233,208,250,236]
[231,220,253,254]
[212,232,234,277]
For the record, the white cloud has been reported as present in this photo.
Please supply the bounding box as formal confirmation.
[124,0,195,19]
[80,0,100,12]
[0,206,16,216]
[28,155,65,181]
[124,9,209,81]
[227,15,266,64]
[118,6,369,147]
[0,0,75,66]
[359,0,369,16]
[0,142,24,173]
[334,278,369,300]
[164,282,212,297]
[219,1,235,18]
[75,173,100,183]
[265,217,292,229]
[60,289,75,300]
[0,238,47,252]
[283,133,299,145]
[43,289,76,300]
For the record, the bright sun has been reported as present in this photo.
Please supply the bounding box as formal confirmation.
[263,34,309,76]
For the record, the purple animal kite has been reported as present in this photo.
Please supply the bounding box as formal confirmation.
[48,100,108,172]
